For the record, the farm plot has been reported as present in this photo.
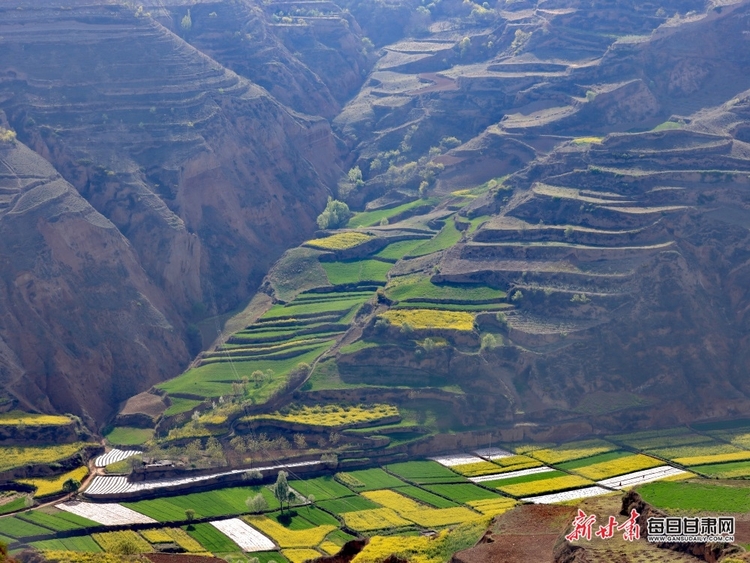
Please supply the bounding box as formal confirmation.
[185,522,241,553]
[261,296,367,320]
[385,276,505,304]
[474,447,512,460]
[637,481,750,513]
[124,485,280,521]
[385,460,467,484]
[17,508,97,532]
[316,496,379,514]
[348,199,437,228]
[397,485,457,508]
[0,497,28,516]
[380,309,474,331]
[469,466,555,484]
[408,221,462,257]
[607,428,706,450]
[558,452,662,480]
[491,472,593,498]
[211,519,276,552]
[94,448,140,468]
[322,260,391,286]
[341,508,412,532]
[0,412,71,426]
[304,232,374,250]
[57,501,156,526]
[0,443,93,473]
[690,460,750,478]
[524,439,617,465]
[291,476,354,501]
[92,530,152,553]
[488,455,543,474]
[31,536,102,552]
[0,516,53,539]
[283,548,323,563]
[19,466,89,498]
[451,461,510,477]
[248,404,398,428]
[672,451,750,466]
[423,483,506,503]
[336,468,407,492]
[375,240,429,262]
[522,486,612,504]
[361,490,477,527]
[104,426,153,446]
[466,498,517,516]
[429,454,485,467]
[244,516,335,548]
[598,466,690,489]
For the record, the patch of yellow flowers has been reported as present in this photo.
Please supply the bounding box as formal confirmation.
[305,232,373,250]
[381,309,475,331]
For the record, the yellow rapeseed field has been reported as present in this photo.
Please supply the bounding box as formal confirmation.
[380,309,475,331]
[528,439,617,465]
[572,136,603,144]
[342,508,412,532]
[256,404,398,427]
[498,475,592,497]
[674,451,750,466]
[19,466,89,498]
[572,454,662,480]
[93,530,151,553]
[451,461,507,477]
[0,443,91,473]
[0,411,71,426]
[305,232,373,250]
[319,541,342,556]
[491,455,543,473]
[41,553,148,563]
[163,528,206,553]
[244,517,335,548]
[362,490,478,527]
[466,498,517,516]
[282,548,323,563]
[140,529,173,544]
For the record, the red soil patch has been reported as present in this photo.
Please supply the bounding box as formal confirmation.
[452,504,576,563]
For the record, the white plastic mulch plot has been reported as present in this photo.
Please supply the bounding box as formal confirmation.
[598,466,689,489]
[210,518,276,552]
[94,448,140,468]
[474,447,512,460]
[57,501,156,525]
[522,486,611,504]
[429,454,485,467]
[469,466,554,483]
[85,460,319,497]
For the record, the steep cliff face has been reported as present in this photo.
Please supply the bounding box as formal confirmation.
[0,1,343,422]
[0,137,189,425]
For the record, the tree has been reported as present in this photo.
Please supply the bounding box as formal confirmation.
[511,290,523,302]
[246,493,268,514]
[112,537,141,555]
[273,471,290,513]
[400,322,414,335]
[181,9,192,31]
[347,166,364,189]
[62,479,81,494]
[481,333,499,351]
[293,433,307,449]
[422,337,436,354]
[185,508,196,523]
[316,197,351,229]
[320,453,338,469]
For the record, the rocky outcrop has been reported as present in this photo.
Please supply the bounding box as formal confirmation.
[0,1,343,423]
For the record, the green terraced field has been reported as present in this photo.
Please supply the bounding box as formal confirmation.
[408,221,462,257]
[124,486,280,521]
[157,344,333,399]
[185,523,239,553]
[18,510,94,532]
[638,481,750,512]
[163,398,203,417]
[322,260,392,285]
[422,483,504,503]
[291,476,355,500]
[374,239,430,261]
[0,497,28,516]
[397,485,458,508]
[347,199,438,228]
[386,461,467,484]
[31,536,103,552]
[556,450,631,470]
[262,296,367,319]
[0,516,52,538]
[315,496,379,514]
[338,468,407,491]
[690,460,750,478]
[392,301,511,312]
[386,277,505,303]
[104,426,154,446]
[290,506,340,527]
